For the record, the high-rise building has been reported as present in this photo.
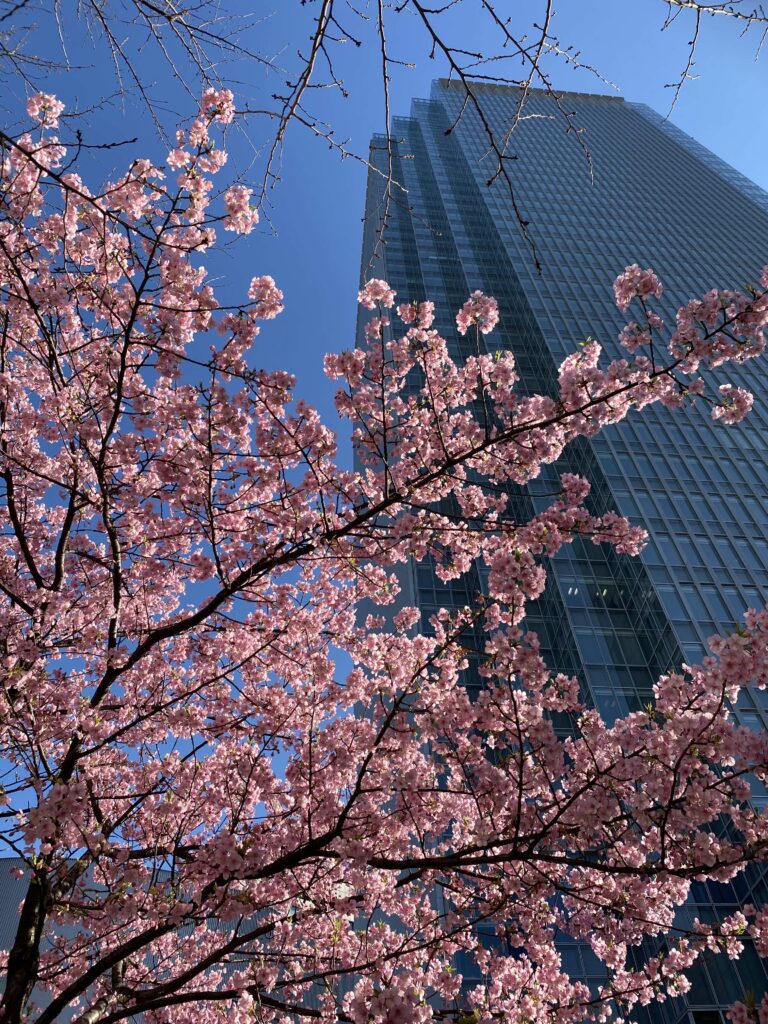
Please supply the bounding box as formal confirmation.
[357,80,768,1023]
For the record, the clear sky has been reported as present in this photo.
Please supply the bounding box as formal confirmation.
[11,0,768,462]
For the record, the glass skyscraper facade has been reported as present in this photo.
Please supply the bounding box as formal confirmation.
[357,80,768,1022]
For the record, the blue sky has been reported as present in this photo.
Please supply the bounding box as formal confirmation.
[13,0,768,463]
[241,0,768,431]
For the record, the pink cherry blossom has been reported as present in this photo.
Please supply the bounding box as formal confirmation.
[711,382,754,424]
[248,274,284,318]
[358,277,397,309]
[398,300,435,328]
[201,87,236,124]
[613,263,663,311]
[456,290,499,334]
[0,92,767,1024]
[26,92,65,128]
[224,184,259,234]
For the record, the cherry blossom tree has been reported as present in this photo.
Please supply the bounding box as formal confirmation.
[1,90,768,1024]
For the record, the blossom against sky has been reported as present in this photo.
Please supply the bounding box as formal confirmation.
[12,0,768,456]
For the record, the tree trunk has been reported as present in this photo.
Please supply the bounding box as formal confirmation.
[0,873,50,1024]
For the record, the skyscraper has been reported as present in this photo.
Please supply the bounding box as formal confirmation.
[357,80,768,1023]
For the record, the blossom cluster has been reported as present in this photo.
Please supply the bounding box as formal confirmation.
[613,263,663,310]
[397,299,435,328]
[224,184,259,234]
[26,91,65,128]
[455,289,500,334]
[248,274,284,318]
[0,90,767,1024]
[358,277,397,309]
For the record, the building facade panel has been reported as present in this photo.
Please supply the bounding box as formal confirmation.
[358,81,768,1021]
